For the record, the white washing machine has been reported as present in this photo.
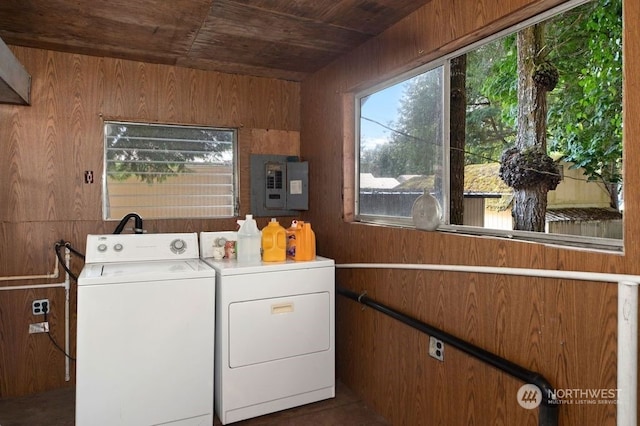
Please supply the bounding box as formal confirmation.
[200,232,335,425]
[76,233,216,426]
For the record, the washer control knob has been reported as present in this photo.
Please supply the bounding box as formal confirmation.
[170,238,187,254]
[113,243,124,252]
[97,243,108,252]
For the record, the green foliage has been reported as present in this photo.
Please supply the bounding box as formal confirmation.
[481,0,622,190]
[465,38,518,163]
[107,138,191,183]
[546,0,623,189]
[365,69,444,178]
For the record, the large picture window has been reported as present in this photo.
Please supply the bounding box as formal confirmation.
[355,0,623,250]
[103,121,237,220]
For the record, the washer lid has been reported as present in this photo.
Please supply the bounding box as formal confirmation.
[78,259,215,285]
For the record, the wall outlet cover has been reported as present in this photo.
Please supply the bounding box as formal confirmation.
[32,299,50,315]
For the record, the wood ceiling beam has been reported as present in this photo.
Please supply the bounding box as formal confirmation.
[0,38,30,105]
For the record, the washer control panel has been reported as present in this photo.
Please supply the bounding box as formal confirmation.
[85,233,198,264]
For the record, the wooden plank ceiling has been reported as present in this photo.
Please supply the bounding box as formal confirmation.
[0,0,432,81]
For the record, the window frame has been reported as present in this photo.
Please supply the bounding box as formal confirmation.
[102,120,239,221]
[355,60,449,226]
[353,0,623,253]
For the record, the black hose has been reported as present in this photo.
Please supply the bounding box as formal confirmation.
[112,213,144,234]
[44,310,76,361]
[337,285,559,426]
[54,240,82,282]
[63,241,85,260]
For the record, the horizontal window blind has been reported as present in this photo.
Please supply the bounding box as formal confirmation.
[104,121,237,219]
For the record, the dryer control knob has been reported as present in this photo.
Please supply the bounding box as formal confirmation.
[170,238,187,254]
[97,243,108,252]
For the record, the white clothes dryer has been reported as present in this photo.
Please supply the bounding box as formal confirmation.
[200,232,335,425]
[76,233,216,426]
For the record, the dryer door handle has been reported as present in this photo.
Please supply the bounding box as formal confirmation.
[271,303,294,314]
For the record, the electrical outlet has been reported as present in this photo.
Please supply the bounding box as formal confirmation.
[29,321,49,334]
[429,336,444,361]
[32,299,50,315]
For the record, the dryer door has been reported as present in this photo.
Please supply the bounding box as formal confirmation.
[229,292,330,368]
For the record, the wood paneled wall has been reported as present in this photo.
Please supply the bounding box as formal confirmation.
[0,47,300,397]
[301,0,639,425]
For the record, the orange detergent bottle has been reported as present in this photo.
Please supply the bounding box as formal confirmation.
[286,220,316,261]
[261,218,286,262]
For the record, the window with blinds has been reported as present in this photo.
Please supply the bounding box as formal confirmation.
[103,121,237,220]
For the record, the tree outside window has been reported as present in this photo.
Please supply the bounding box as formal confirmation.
[357,0,623,246]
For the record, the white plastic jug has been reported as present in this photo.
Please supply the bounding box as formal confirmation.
[236,214,262,262]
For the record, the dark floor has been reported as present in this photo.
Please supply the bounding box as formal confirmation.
[0,381,389,426]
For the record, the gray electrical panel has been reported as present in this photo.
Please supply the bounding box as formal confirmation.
[250,154,309,217]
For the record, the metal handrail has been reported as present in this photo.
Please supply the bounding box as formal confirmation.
[337,285,559,426]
